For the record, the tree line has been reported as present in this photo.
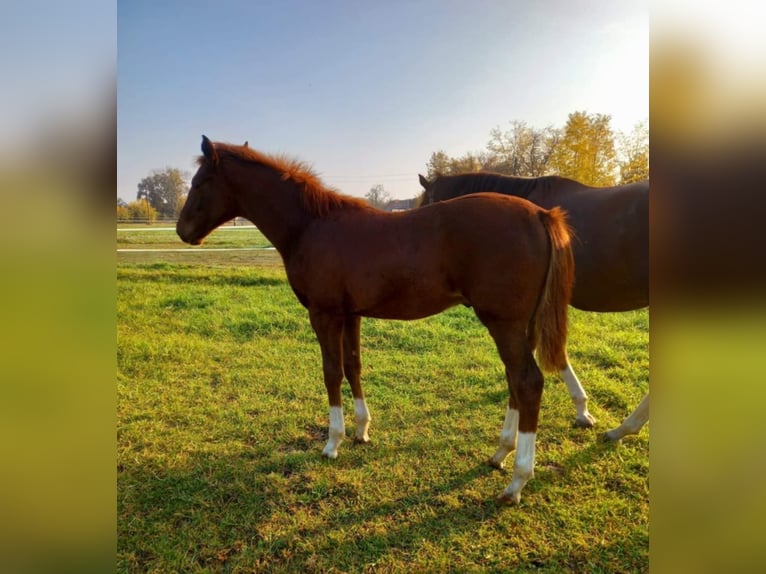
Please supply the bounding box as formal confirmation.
[117,167,188,222]
[118,111,648,221]
[426,111,648,186]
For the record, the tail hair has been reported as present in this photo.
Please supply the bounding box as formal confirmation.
[530,207,575,373]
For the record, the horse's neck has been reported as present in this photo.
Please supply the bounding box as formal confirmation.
[233,165,313,257]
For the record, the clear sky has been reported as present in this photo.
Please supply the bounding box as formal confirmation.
[118,0,648,202]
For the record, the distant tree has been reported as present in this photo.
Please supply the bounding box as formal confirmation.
[116,204,130,222]
[425,150,491,178]
[486,121,561,176]
[617,120,649,183]
[365,184,391,209]
[135,200,157,222]
[424,111,638,187]
[125,200,158,223]
[449,151,489,174]
[426,151,452,179]
[137,167,188,219]
[548,111,618,186]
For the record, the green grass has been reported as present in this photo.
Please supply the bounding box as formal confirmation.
[118,262,648,573]
[117,226,271,250]
[116,226,281,266]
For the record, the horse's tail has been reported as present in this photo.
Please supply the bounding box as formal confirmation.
[530,207,575,373]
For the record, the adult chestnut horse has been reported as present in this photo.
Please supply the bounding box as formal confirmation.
[177,136,575,504]
[418,172,649,441]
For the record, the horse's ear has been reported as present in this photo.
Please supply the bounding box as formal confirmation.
[201,135,218,164]
[419,174,430,190]
[243,140,249,148]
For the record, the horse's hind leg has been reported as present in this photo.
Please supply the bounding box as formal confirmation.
[560,356,597,428]
[309,310,346,458]
[602,393,649,442]
[343,314,371,443]
[480,317,544,505]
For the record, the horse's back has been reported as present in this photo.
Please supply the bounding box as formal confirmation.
[532,181,648,311]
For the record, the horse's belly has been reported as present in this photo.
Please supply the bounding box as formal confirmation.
[355,290,464,320]
[571,278,648,311]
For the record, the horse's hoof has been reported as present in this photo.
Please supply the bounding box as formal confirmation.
[487,458,506,471]
[353,436,371,445]
[321,448,339,459]
[497,491,521,505]
[574,414,597,428]
[599,431,620,443]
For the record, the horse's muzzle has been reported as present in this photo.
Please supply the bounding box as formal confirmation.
[176,221,201,245]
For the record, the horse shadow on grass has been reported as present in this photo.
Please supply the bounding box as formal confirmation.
[119,415,647,572]
[119,428,510,571]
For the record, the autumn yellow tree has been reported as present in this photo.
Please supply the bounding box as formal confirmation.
[424,112,642,187]
[119,200,158,223]
[548,111,618,186]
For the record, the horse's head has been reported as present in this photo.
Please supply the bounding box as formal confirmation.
[415,174,433,207]
[176,135,239,245]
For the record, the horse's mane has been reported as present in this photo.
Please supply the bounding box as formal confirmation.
[200,142,371,217]
[433,172,580,198]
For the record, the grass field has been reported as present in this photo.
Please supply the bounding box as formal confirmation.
[117,246,649,572]
[117,226,282,267]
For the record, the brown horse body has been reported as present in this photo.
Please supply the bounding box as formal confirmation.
[419,173,648,311]
[419,172,649,440]
[177,137,575,504]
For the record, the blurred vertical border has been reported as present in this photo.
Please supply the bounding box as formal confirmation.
[0,1,116,573]
[651,0,766,572]
[4,0,766,572]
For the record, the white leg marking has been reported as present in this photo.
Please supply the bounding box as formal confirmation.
[604,393,649,441]
[322,406,345,458]
[561,362,596,427]
[501,431,537,504]
[490,407,519,468]
[354,398,371,442]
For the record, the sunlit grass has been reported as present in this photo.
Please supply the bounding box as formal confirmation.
[117,263,648,573]
[117,226,271,249]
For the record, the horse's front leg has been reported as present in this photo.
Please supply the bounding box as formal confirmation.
[343,315,371,443]
[309,309,346,458]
